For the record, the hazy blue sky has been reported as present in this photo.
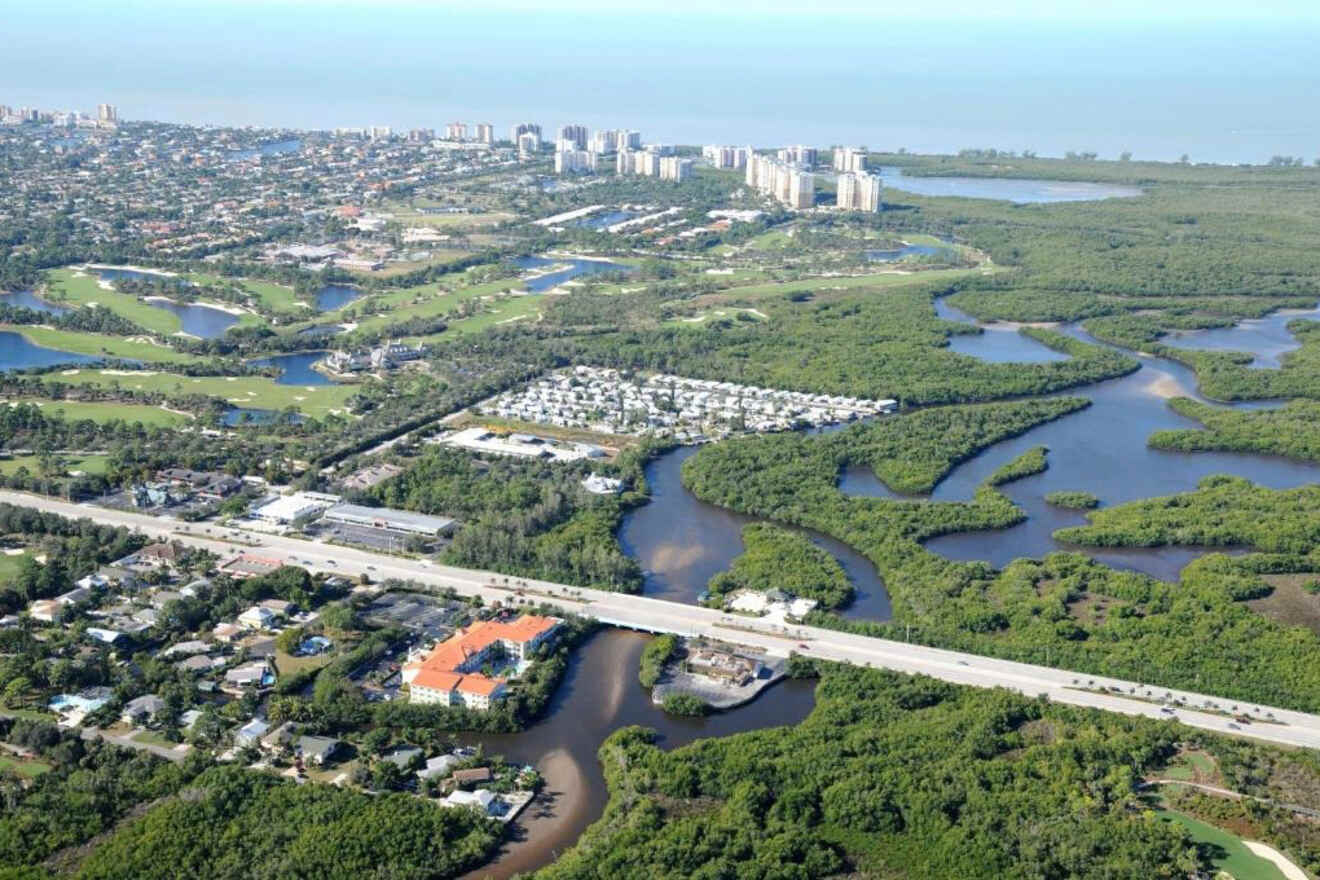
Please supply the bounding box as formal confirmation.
[5,2,1319,161]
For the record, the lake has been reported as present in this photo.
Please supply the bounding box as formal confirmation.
[1159,305,1320,368]
[0,331,100,372]
[876,166,1143,203]
[144,298,240,338]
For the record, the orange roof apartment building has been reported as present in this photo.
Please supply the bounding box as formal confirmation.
[402,615,561,710]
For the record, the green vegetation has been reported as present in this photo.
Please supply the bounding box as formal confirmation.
[1150,398,1320,461]
[984,445,1049,486]
[1046,490,1101,509]
[639,634,679,689]
[375,443,660,591]
[706,523,853,609]
[682,407,1320,711]
[564,282,1137,407]
[1054,475,1320,552]
[659,692,709,716]
[537,664,1211,880]
[0,400,188,429]
[73,766,500,879]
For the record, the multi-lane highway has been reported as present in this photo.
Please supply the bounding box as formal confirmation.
[8,488,1320,750]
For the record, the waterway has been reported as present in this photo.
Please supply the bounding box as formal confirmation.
[877,165,1143,203]
[458,629,817,880]
[513,256,634,292]
[0,331,100,372]
[0,290,69,315]
[249,352,334,386]
[617,445,892,621]
[1159,305,1320,369]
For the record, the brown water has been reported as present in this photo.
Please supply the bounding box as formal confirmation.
[459,629,817,879]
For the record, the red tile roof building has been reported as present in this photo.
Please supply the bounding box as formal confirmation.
[403,615,560,710]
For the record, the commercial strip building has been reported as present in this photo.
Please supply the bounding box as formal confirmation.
[438,426,606,462]
[403,615,561,710]
[321,504,456,538]
[251,491,342,526]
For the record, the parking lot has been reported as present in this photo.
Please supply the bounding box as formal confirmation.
[305,520,450,553]
[362,591,467,643]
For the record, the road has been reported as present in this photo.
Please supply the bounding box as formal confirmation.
[8,488,1320,751]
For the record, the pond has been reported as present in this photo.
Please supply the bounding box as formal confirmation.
[249,352,334,386]
[314,284,365,311]
[0,331,100,372]
[876,165,1143,203]
[222,407,303,427]
[513,256,635,292]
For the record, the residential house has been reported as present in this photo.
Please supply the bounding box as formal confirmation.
[121,694,165,725]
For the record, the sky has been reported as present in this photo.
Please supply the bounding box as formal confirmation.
[5,1,1319,162]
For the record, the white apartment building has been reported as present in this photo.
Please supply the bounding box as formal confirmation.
[659,156,693,181]
[517,132,540,159]
[474,123,494,144]
[703,145,749,169]
[746,154,815,209]
[635,150,661,176]
[557,124,588,150]
[833,146,869,173]
[837,171,883,212]
[615,129,642,150]
[592,130,617,153]
[444,121,467,141]
[97,103,117,123]
[777,145,817,166]
[555,148,598,174]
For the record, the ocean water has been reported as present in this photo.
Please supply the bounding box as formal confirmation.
[3,5,1318,164]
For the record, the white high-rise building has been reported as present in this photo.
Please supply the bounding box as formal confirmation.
[837,172,883,212]
[510,122,541,146]
[592,130,617,153]
[474,123,494,145]
[635,150,661,177]
[555,149,598,174]
[369,126,393,140]
[703,145,749,169]
[833,146,868,173]
[659,156,693,182]
[97,103,117,123]
[444,122,467,141]
[557,124,588,150]
[615,129,641,151]
[777,145,817,167]
[746,153,815,209]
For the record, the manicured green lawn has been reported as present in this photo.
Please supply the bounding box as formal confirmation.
[0,453,110,478]
[0,753,52,778]
[42,370,359,419]
[1157,810,1287,880]
[188,273,308,314]
[1,398,188,428]
[4,325,202,365]
[0,550,31,580]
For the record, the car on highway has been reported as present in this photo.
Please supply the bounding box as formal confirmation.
[1160,706,1175,714]
[797,643,808,649]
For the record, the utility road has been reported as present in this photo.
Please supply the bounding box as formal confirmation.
[8,489,1320,750]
